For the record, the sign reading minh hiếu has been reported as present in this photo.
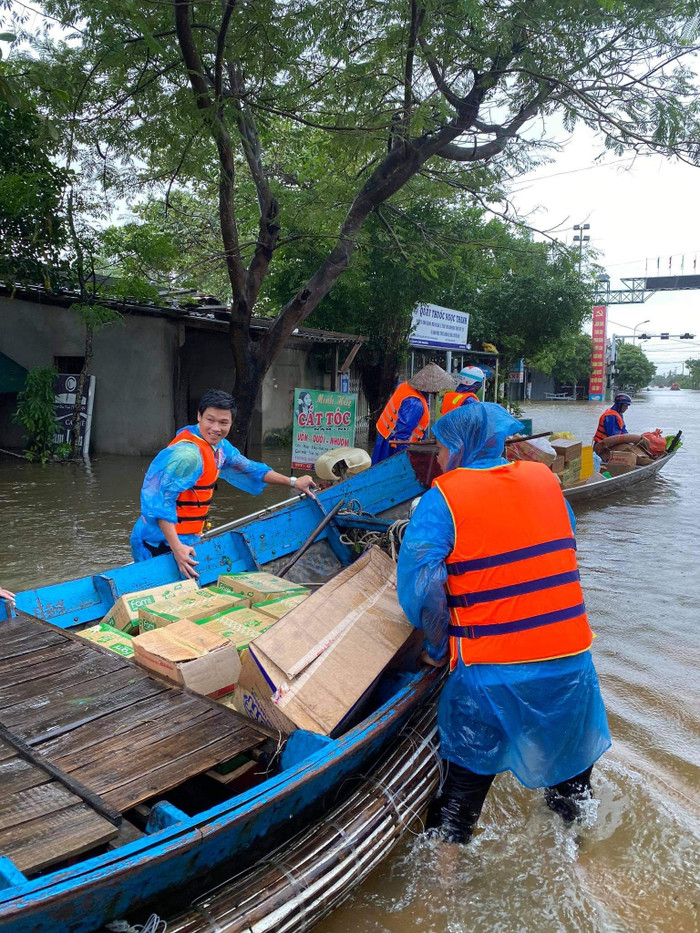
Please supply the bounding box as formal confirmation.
[409,302,470,350]
[292,388,357,471]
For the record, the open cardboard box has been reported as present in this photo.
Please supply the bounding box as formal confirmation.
[133,620,241,698]
[234,547,415,736]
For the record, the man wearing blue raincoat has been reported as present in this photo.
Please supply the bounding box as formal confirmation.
[131,389,316,579]
[397,404,610,843]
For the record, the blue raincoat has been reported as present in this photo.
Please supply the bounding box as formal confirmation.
[371,395,428,465]
[396,404,610,788]
[130,425,271,561]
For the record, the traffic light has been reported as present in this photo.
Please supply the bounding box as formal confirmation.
[638,333,650,340]
[680,333,695,339]
[660,333,669,340]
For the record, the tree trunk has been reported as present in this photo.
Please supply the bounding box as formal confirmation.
[70,325,93,457]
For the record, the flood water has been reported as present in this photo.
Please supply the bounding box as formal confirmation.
[1,392,698,932]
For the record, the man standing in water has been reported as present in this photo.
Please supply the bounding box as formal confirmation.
[131,389,316,578]
[397,404,610,843]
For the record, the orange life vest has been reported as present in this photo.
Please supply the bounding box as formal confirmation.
[593,408,625,443]
[376,383,429,444]
[167,429,220,535]
[440,391,479,416]
[433,461,593,666]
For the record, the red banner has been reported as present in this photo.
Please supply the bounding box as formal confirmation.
[588,305,607,401]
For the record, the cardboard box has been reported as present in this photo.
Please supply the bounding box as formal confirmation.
[133,620,241,698]
[580,445,594,480]
[101,579,198,635]
[252,593,310,620]
[207,584,249,605]
[506,439,555,467]
[218,571,308,604]
[566,456,582,473]
[197,606,276,651]
[79,622,134,658]
[606,462,637,476]
[551,456,565,474]
[608,449,637,467]
[551,438,582,462]
[234,547,415,737]
[139,588,247,631]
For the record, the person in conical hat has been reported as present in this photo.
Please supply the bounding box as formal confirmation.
[371,363,455,465]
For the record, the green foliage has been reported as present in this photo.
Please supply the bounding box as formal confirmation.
[528,332,593,385]
[615,344,656,392]
[68,302,124,330]
[12,367,66,463]
[684,359,700,389]
[0,101,72,287]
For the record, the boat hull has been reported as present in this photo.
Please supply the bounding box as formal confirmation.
[563,451,676,503]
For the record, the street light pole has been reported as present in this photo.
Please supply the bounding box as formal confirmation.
[633,319,650,343]
[573,222,590,276]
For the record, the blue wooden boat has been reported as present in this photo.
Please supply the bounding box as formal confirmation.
[0,451,441,933]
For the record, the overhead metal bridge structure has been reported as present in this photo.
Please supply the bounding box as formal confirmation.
[594,274,700,305]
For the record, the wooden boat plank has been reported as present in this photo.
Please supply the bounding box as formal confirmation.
[0,654,131,706]
[103,730,265,812]
[39,692,208,765]
[0,757,52,796]
[58,707,221,777]
[0,629,66,660]
[4,676,168,745]
[0,642,90,685]
[0,782,80,832]
[0,802,118,875]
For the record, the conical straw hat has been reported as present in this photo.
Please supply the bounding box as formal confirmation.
[408,362,456,393]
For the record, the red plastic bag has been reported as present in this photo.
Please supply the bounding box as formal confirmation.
[642,430,666,456]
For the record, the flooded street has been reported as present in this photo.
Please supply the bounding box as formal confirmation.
[1,392,698,932]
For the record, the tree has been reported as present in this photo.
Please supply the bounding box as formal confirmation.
[19,0,700,441]
[615,344,656,392]
[685,359,700,389]
[528,332,593,387]
[0,100,71,288]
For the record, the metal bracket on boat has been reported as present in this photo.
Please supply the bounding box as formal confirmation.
[310,496,353,566]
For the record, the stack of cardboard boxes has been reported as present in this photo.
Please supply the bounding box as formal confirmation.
[78,550,417,739]
[506,435,594,488]
[79,572,311,701]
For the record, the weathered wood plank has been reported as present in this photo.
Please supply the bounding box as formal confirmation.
[0,782,79,832]
[0,653,127,706]
[46,700,217,773]
[0,758,52,796]
[104,731,262,812]
[2,671,164,744]
[37,691,204,763]
[70,712,247,792]
[0,803,117,875]
[0,642,86,683]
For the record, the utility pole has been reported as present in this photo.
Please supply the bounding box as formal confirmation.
[573,223,590,276]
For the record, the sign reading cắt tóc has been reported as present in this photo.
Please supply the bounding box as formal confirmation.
[292,388,357,471]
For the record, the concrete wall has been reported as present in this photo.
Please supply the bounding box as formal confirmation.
[0,296,356,454]
[0,296,178,455]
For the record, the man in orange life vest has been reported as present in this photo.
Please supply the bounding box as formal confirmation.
[440,365,485,416]
[397,404,610,843]
[371,381,430,465]
[130,389,316,579]
[593,393,647,457]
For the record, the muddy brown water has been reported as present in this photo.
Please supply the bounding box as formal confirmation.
[1,392,698,932]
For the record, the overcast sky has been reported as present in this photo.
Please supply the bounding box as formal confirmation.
[510,125,700,372]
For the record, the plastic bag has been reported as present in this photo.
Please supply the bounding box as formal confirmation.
[549,431,577,441]
[593,451,602,474]
[642,430,666,457]
[507,435,557,465]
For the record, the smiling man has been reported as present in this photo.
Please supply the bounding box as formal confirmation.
[130,389,316,578]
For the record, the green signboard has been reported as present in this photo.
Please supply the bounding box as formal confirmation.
[292,388,357,470]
